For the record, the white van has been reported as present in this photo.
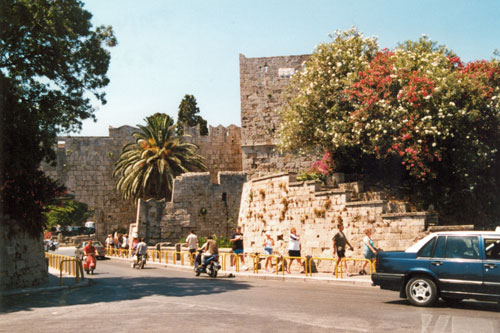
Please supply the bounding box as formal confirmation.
[85,221,95,229]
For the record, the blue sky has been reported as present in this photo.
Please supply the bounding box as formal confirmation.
[77,0,500,136]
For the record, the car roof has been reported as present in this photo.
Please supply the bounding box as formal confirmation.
[431,231,500,236]
[406,230,500,253]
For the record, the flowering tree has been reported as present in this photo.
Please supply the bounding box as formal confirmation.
[279,28,379,155]
[345,38,500,183]
[280,30,500,226]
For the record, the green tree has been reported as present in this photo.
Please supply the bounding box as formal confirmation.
[176,94,209,136]
[44,200,94,229]
[0,0,116,236]
[113,113,207,201]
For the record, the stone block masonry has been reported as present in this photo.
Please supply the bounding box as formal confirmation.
[41,126,139,241]
[238,173,432,272]
[182,124,242,183]
[41,124,243,242]
[239,54,319,177]
[135,171,247,243]
[0,220,48,290]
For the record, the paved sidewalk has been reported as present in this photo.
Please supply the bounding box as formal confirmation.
[112,255,374,286]
[0,267,91,297]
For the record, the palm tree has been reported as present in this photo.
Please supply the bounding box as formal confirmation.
[113,113,207,201]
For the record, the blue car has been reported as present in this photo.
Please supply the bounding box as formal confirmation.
[372,231,500,306]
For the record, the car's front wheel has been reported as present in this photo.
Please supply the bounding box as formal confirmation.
[406,276,438,307]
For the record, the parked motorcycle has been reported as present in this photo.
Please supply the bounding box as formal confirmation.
[194,251,220,278]
[43,239,59,252]
[131,254,147,269]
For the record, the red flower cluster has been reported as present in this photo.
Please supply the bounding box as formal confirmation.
[346,50,395,118]
[311,150,334,175]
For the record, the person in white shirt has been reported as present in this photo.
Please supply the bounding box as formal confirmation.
[185,230,199,255]
[121,234,129,249]
[105,234,114,248]
[287,227,304,274]
[134,238,147,256]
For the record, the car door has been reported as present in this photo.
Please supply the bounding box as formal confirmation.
[482,235,500,296]
[430,235,483,294]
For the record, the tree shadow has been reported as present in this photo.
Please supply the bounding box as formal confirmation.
[0,275,252,313]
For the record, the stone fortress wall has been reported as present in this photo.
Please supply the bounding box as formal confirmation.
[41,124,243,242]
[135,172,247,243]
[239,54,319,178]
[182,124,242,183]
[238,173,433,272]
[41,126,138,240]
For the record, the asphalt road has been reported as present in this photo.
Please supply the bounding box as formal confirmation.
[1,249,499,332]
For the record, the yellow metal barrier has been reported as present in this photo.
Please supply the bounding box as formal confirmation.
[45,252,84,286]
[336,258,374,278]
[103,246,376,278]
[306,257,339,277]
[253,254,280,275]
[220,252,240,272]
[280,256,308,275]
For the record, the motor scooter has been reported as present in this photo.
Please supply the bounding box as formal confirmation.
[131,253,147,269]
[83,254,96,274]
[194,250,220,278]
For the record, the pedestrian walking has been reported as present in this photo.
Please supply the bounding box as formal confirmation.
[287,227,304,274]
[185,230,199,263]
[360,228,377,275]
[332,222,353,276]
[230,226,248,270]
[262,231,275,272]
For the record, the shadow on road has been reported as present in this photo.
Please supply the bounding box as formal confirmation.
[0,275,252,313]
[385,299,500,312]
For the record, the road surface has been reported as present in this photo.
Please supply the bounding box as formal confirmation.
[1,250,499,332]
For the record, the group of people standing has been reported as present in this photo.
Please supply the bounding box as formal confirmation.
[230,223,378,275]
[105,233,137,251]
[183,222,378,275]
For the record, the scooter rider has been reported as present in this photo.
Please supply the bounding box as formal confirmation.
[84,240,98,257]
[200,236,218,266]
[83,240,98,271]
[132,237,148,266]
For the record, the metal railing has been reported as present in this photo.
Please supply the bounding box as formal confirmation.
[104,248,374,278]
[336,258,375,278]
[279,256,308,275]
[45,252,84,286]
[251,254,280,275]
[306,257,338,277]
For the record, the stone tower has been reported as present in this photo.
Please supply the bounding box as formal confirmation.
[239,54,318,178]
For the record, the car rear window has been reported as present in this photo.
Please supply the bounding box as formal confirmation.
[433,236,446,258]
[417,237,436,257]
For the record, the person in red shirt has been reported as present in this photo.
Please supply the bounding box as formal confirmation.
[83,240,98,272]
